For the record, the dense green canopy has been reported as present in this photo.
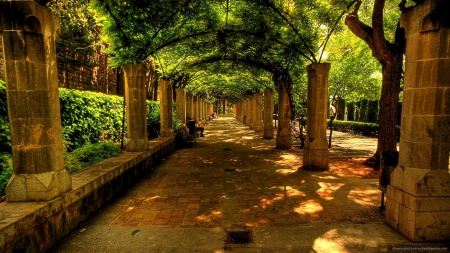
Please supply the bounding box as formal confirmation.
[88,0,364,102]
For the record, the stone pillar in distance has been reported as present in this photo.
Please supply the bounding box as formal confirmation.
[303,63,330,170]
[195,96,201,125]
[159,80,173,137]
[243,99,248,125]
[186,93,193,120]
[263,88,274,139]
[2,2,72,201]
[254,93,263,132]
[222,99,226,115]
[237,102,242,122]
[122,63,149,151]
[385,1,450,242]
[176,88,186,124]
[276,80,292,149]
[199,97,204,125]
[248,96,256,129]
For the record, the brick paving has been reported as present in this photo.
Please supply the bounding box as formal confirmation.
[109,116,385,229]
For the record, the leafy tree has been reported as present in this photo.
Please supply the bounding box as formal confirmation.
[343,0,412,167]
[327,28,381,147]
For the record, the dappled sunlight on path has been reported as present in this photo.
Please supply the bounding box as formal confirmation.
[110,116,384,228]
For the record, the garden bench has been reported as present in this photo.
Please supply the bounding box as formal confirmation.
[178,126,198,144]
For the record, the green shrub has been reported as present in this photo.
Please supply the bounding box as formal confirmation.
[0,81,11,153]
[59,89,125,150]
[147,101,160,139]
[329,120,400,138]
[0,153,13,196]
[71,142,122,170]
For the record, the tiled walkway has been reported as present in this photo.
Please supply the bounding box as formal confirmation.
[50,116,449,252]
[108,117,383,229]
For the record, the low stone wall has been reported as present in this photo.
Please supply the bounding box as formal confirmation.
[0,137,175,253]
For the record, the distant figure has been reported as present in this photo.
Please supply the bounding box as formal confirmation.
[188,117,205,137]
[213,112,218,119]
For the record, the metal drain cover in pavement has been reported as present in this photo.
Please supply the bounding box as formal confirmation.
[222,148,232,151]
[226,230,253,244]
[224,168,236,172]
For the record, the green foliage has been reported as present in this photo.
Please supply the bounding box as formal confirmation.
[0,152,13,196]
[0,81,10,153]
[59,89,125,150]
[0,85,161,151]
[71,142,122,170]
[147,101,161,139]
[90,0,219,67]
[330,120,400,138]
[48,0,100,67]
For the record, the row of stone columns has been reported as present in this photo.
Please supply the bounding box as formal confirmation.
[232,63,330,172]
[234,89,273,138]
[182,93,211,126]
[0,0,204,201]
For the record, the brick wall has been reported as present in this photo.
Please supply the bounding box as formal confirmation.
[0,37,118,95]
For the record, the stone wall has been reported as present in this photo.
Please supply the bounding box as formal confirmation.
[57,44,119,95]
[0,137,175,252]
[0,37,118,95]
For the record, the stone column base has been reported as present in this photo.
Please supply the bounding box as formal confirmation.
[6,169,72,202]
[302,148,329,170]
[263,128,274,139]
[160,129,174,138]
[385,168,450,242]
[127,138,150,151]
[255,122,263,132]
[276,128,292,149]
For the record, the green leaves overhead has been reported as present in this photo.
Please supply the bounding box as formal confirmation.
[90,0,220,67]
[89,0,384,105]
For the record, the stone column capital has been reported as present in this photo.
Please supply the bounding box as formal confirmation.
[307,63,331,75]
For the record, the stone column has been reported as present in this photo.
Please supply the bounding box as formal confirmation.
[176,88,186,124]
[236,102,242,122]
[244,99,249,125]
[196,97,202,125]
[239,102,244,122]
[254,93,264,132]
[223,99,226,115]
[2,2,72,201]
[263,88,274,139]
[246,98,253,128]
[122,63,149,151]
[203,99,207,123]
[159,80,173,137]
[186,93,193,120]
[248,96,256,129]
[233,104,237,118]
[303,63,330,170]
[194,96,198,123]
[276,80,292,149]
[385,1,450,242]
[198,97,205,126]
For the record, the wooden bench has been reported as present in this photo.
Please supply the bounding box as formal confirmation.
[178,126,198,144]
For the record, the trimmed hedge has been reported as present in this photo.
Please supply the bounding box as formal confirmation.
[0,83,162,151]
[329,120,400,138]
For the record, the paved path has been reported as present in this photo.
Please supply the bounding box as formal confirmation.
[49,116,449,253]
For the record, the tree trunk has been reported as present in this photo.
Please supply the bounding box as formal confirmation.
[372,57,402,166]
[345,0,405,168]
